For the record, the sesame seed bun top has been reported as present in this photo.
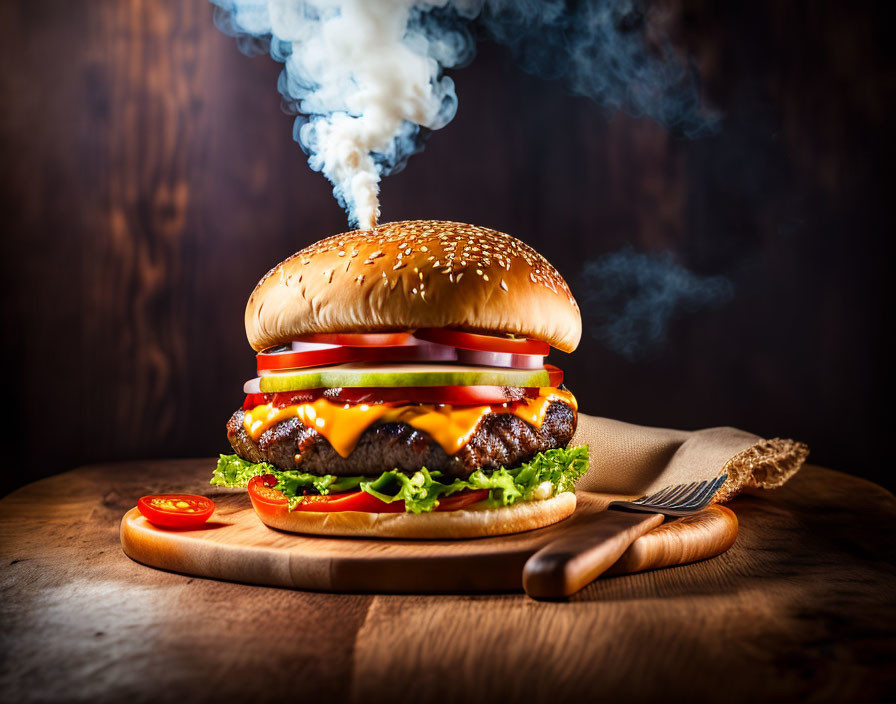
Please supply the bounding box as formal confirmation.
[245,220,582,353]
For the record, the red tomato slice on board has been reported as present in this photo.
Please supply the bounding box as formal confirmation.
[413,328,550,356]
[295,332,413,347]
[247,476,490,514]
[137,494,215,528]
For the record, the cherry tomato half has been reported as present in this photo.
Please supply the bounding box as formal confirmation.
[414,328,550,356]
[137,494,215,528]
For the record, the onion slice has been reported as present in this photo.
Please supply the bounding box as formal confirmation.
[455,349,545,369]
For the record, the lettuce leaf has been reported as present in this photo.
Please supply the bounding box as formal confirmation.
[211,445,589,514]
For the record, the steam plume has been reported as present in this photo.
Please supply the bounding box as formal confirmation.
[581,248,733,360]
[211,0,716,228]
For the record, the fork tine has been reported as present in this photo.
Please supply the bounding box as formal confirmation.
[667,479,715,509]
[608,474,728,516]
[681,479,718,508]
[661,482,698,505]
[637,486,675,504]
[660,474,727,510]
[659,481,708,509]
[635,481,692,506]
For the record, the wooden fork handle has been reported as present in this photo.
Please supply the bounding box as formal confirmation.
[523,511,665,599]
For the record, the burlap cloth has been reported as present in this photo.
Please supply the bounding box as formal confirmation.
[571,413,809,503]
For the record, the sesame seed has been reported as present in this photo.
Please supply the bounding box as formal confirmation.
[500,279,508,291]
[393,261,406,270]
[356,274,365,284]
[456,272,464,282]
[420,245,428,252]
[483,274,489,281]
[337,250,346,257]
[476,269,483,276]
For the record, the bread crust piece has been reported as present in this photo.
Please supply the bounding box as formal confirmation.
[252,492,577,539]
[245,220,582,353]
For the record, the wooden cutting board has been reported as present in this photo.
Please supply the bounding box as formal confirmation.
[120,491,738,592]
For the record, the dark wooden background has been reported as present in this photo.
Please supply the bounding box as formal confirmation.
[0,1,891,496]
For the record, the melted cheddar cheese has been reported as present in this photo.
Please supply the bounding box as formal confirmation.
[243,387,577,458]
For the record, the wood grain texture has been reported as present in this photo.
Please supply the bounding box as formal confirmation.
[1,460,894,704]
[522,510,664,598]
[604,504,739,575]
[118,488,734,594]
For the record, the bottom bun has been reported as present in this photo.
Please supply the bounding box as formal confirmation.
[251,492,577,539]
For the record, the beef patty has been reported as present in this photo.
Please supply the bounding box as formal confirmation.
[227,401,576,478]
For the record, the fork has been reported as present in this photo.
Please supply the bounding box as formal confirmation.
[522,473,728,599]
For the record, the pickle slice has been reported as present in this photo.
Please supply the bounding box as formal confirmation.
[255,363,551,393]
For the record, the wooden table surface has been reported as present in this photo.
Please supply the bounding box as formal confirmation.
[1,460,894,704]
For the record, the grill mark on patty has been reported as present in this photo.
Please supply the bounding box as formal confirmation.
[226,402,576,478]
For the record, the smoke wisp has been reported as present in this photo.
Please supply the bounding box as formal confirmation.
[581,248,734,360]
[211,0,717,228]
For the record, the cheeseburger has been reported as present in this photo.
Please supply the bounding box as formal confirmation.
[212,220,588,538]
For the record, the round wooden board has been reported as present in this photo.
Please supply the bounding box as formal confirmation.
[119,492,738,592]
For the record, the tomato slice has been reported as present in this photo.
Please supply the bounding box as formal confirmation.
[414,328,550,355]
[248,475,403,513]
[544,364,564,387]
[292,491,406,513]
[296,332,413,347]
[243,386,537,409]
[137,494,215,528]
[256,341,455,373]
[257,347,355,371]
[247,476,490,515]
[436,489,489,511]
[324,385,532,405]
